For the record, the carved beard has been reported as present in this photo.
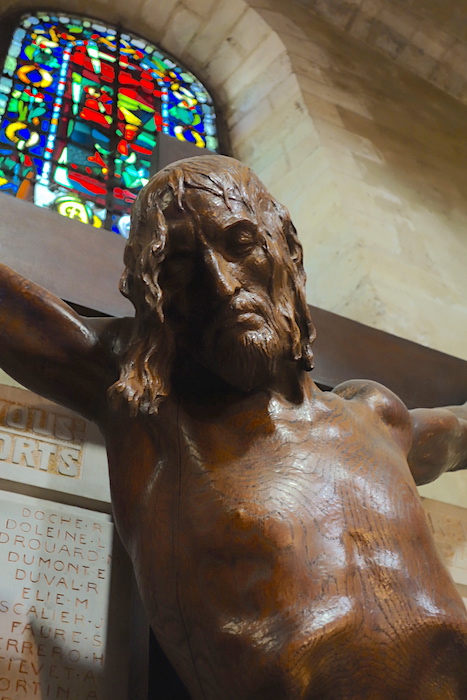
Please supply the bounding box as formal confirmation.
[197,299,291,392]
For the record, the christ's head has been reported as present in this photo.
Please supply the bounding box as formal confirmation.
[111,155,315,414]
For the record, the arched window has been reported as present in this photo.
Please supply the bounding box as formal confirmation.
[0,11,219,237]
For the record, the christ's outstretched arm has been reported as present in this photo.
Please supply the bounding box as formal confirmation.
[0,263,122,421]
[408,403,467,485]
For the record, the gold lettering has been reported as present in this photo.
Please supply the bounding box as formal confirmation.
[6,405,27,430]
[58,448,80,477]
[0,432,12,460]
[12,438,36,467]
[32,408,54,436]
[37,442,57,471]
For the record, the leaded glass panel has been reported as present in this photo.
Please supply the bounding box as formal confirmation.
[0,12,219,236]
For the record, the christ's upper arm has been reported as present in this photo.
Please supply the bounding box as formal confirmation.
[408,405,467,485]
[0,264,127,422]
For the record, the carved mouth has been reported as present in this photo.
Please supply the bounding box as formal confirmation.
[217,305,266,329]
[202,295,272,338]
[230,310,264,324]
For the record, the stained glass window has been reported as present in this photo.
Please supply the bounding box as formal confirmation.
[0,12,219,237]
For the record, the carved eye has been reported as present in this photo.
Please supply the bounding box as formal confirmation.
[226,224,258,256]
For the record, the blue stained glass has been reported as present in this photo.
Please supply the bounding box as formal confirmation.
[0,10,219,234]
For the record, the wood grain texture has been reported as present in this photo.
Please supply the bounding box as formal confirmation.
[105,384,467,699]
[1,156,467,698]
[0,193,131,317]
[1,194,466,410]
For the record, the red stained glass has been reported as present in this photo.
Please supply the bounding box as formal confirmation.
[67,170,107,196]
[0,11,219,235]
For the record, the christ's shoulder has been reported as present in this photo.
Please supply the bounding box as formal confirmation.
[331,379,412,449]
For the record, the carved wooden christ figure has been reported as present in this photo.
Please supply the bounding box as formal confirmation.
[1,155,467,699]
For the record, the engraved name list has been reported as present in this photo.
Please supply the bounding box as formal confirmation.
[0,491,114,700]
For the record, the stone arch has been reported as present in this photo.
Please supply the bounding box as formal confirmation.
[0,9,222,233]
[0,0,318,196]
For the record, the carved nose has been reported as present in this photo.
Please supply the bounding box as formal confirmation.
[204,249,241,298]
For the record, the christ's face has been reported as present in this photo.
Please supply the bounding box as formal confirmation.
[158,187,293,390]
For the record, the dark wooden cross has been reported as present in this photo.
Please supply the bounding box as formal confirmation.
[0,135,465,409]
[1,138,466,700]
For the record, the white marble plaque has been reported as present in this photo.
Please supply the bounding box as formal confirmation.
[0,384,110,507]
[0,491,130,700]
[422,497,467,601]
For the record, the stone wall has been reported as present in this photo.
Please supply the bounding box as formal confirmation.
[248,0,467,360]
[291,0,467,106]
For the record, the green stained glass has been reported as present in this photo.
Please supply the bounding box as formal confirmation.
[137,133,156,147]
[0,10,219,236]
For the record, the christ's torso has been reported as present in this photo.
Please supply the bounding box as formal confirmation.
[104,383,467,700]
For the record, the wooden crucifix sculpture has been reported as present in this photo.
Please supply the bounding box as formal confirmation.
[1,155,467,699]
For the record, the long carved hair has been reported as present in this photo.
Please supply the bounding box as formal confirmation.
[108,155,316,416]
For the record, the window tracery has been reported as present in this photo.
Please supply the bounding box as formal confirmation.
[0,11,218,236]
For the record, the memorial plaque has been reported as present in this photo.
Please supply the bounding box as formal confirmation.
[0,490,131,700]
[423,497,467,597]
[0,384,110,508]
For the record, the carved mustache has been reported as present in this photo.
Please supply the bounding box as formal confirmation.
[205,294,272,333]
